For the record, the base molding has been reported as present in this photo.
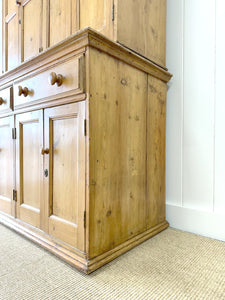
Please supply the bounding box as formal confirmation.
[0,212,168,273]
[166,204,225,241]
[87,221,169,273]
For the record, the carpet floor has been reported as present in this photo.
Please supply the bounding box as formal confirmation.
[0,224,224,300]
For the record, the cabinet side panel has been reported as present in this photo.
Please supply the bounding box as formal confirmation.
[147,76,167,228]
[88,48,147,258]
[117,0,166,66]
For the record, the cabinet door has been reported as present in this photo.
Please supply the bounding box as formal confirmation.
[3,1,19,71]
[0,116,14,216]
[20,0,43,61]
[44,102,85,251]
[15,110,43,229]
[79,0,114,40]
[46,0,78,47]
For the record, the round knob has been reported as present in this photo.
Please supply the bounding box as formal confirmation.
[18,86,29,97]
[48,72,63,87]
[0,97,5,105]
[41,148,49,155]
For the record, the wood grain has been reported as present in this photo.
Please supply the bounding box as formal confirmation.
[88,47,147,258]
[79,0,114,40]
[5,9,19,71]
[14,55,84,109]
[147,76,167,228]
[15,110,43,229]
[49,0,73,47]
[44,102,86,250]
[0,28,170,273]
[0,86,13,114]
[0,116,13,216]
[2,0,167,72]
[21,0,43,61]
[116,0,166,66]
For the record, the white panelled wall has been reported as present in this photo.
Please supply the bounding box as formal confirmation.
[166,0,225,241]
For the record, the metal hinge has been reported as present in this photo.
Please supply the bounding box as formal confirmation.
[84,119,87,136]
[83,211,86,228]
[13,189,17,202]
[112,2,115,21]
[12,128,16,139]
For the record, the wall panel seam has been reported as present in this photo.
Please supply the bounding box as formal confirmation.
[181,0,184,208]
[212,0,217,213]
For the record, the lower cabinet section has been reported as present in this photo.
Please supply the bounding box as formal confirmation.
[15,102,86,252]
[0,29,171,274]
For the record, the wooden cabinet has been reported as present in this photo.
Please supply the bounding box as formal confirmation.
[2,0,167,72]
[0,29,171,273]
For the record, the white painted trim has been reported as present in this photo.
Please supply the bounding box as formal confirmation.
[166,203,225,241]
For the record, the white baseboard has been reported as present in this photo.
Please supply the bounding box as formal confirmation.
[166,204,225,241]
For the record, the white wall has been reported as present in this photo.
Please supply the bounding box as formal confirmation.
[166,0,225,241]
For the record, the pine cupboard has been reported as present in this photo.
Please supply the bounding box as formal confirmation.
[0,29,171,273]
[2,0,167,73]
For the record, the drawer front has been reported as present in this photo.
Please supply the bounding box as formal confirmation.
[14,55,85,109]
[0,87,13,113]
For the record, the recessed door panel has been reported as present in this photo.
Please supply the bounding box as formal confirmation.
[6,13,19,71]
[16,110,43,228]
[79,0,113,39]
[49,0,77,46]
[0,116,14,216]
[22,0,43,61]
[52,117,78,224]
[3,1,19,71]
[44,102,85,250]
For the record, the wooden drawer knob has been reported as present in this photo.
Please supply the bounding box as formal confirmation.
[48,72,63,87]
[41,148,49,155]
[0,97,6,105]
[18,86,29,97]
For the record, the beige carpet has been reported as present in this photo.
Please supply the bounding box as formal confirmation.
[0,225,224,300]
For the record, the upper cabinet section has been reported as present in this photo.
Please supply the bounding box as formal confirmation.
[2,0,43,72]
[2,0,167,73]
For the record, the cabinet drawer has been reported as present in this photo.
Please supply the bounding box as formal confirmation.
[0,87,13,114]
[14,55,85,109]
